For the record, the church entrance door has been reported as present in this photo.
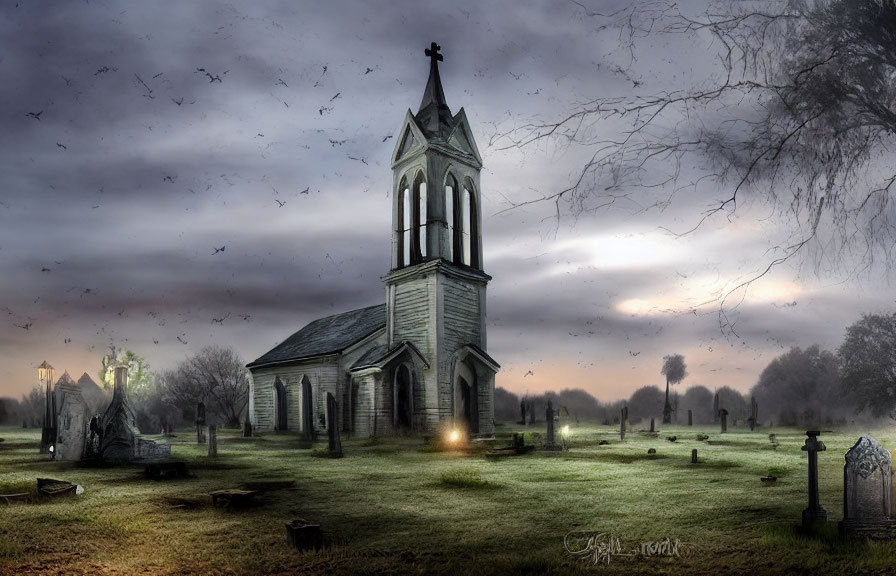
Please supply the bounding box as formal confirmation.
[394,365,413,432]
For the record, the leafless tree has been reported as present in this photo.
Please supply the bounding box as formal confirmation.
[161,346,248,428]
[20,385,44,428]
[498,0,896,331]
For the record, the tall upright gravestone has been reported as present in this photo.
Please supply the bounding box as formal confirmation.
[839,436,896,540]
[801,430,827,529]
[544,400,561,451]
[719,409,728,434]
[687,409,692,426]
[619,406,628,441]
[196,402,207,444]
[326,392,343,458]
[208,425,217,457]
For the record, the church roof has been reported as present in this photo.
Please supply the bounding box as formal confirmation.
[247,304,386,369]
[77,372,99,389]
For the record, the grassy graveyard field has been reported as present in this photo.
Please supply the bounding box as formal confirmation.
[1,423,896,576]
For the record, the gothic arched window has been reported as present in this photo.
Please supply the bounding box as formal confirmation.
[445,174,458,263]
[397,177,410,267]
[462,178,480,268]
[412,171,427,264]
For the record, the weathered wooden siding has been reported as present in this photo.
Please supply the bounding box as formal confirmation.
[392,275,434,357]
[436,274,484,424]
[249,358,340,434]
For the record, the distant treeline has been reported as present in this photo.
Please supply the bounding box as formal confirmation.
[499,313,896,429]
[495,385,748,426]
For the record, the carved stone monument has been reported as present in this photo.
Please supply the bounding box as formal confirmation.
[96,366,170,462]
[838,436,896,540]
[99,367,141,462]
[53,373,91,461]
[801,430,827,529]
[719,408,728,434]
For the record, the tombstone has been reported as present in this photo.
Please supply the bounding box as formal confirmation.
[243,420,252,438]
[619,406,628,441]
[208,425,217,457]
[691,449,698,464]
[801,430,827,529]
[544,400,561,451]
[838,436,896,540]
[519,400,526,425]
[53,377,91,461]
[512,433,525,449]
[687,409,692,426]
[712,392,719,423]
[749,397,758,431]
[196,402,207,444]
[649,417,655,433]
[286,519,323,551]
[719,409,728,433]
[326,392,343,457]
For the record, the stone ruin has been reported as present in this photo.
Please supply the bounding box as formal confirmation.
[85,366,170,462]
[839,436,896,540]
[52,372,91,461]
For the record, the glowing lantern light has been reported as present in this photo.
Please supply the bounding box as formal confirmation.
[562,425,570,437]
[448,429,460,443]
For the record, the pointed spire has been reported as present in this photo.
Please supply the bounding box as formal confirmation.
[416,42,453,136]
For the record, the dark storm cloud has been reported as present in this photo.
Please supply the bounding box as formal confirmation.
[1,0,890,401]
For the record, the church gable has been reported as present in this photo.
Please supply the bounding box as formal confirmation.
[446,109,482,165]
[391,111,427,167]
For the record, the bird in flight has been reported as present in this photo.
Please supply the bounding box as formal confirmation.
[212,246,225,255]
[275,199,285,207]
[26,111,43,120]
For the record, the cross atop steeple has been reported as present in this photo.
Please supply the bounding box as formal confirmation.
[425,42,443,64]
[417,41,451,135]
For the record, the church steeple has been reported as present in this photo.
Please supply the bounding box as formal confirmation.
[415,42,454,137]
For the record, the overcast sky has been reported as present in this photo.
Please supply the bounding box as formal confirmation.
[1,0,892,404]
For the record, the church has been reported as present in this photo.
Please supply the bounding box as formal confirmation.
[247,43,498,438]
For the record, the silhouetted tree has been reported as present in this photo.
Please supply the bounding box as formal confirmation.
[661,354,687,423]
[679,385,714,425]
[839,312,896,419]
[20,385,43,428]
[627,385,664,424]
[751,345,844,426]
[493,387,520,423]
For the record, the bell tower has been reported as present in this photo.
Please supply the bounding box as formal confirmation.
[383,42,498,435]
